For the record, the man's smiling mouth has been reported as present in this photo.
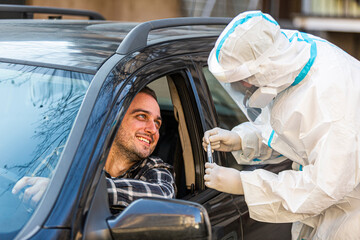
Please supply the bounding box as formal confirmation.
[137,136,150,144]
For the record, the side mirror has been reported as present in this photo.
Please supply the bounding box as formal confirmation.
[107,198,211,240]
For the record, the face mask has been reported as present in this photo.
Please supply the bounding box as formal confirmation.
[247,87,277,108]
[218,80,276,124]
[230,81,277,108]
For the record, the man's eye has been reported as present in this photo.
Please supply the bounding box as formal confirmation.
[137,114,146,120]
[155,121,161,129]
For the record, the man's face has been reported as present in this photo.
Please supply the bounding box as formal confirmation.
[115,92,162,162]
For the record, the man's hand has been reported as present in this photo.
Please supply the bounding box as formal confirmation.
[12,176,50,208]
[204,163,244,195]
[202,127,242,152]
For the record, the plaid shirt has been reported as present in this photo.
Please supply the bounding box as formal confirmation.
[105,156,176,213]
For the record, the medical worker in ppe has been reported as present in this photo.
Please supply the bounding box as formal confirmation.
[203,10,360,240]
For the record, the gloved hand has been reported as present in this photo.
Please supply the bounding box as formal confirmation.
[12,176,50,208]
[204,163,244,195]
[202,127,242,152]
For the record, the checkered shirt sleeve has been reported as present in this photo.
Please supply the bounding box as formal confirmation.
[106,157,175,210]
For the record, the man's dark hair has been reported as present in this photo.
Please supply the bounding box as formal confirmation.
[139,86,157,101]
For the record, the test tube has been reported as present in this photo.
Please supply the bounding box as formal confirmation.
[207,143,213,163]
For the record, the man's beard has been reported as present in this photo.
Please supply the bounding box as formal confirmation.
[115,128,153,163]
[122,147,145,163]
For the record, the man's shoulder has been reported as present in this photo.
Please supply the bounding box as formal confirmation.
[146,156,173,170]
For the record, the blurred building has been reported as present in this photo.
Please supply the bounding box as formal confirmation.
[25,0,182,21]
[0,0,358,59]
[293,0,360,60]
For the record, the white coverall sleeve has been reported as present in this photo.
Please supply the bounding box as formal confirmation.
[231,122,287,165]
[240,120,360,223]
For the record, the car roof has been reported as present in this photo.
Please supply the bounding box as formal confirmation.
[0,18,229,74]
[0,20,133,74]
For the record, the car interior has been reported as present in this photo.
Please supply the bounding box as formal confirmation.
[148,75,195,199]
[142,69,250,200]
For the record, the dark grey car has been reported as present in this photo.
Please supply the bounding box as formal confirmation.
[0,5,292,240]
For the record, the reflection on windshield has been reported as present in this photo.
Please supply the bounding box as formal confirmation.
[0,63,92,237]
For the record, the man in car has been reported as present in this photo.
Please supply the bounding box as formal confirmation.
[104,86,176,213]
[12,87,176,213]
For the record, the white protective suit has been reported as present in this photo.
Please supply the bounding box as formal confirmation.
[208,11,360,240]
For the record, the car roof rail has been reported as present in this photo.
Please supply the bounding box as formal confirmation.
[0,4,105,20]
[116,17,232,55]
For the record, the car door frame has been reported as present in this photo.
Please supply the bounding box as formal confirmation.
[190,53,293,240]
[79,51,209,238]
[81,47,244,239]
[183,53,245,240]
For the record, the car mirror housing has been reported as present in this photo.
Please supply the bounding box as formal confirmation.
[107,198,211,240]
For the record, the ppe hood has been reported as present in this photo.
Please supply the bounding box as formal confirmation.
[208,11,312,110]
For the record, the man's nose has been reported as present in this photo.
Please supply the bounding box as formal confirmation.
[145,120,158,134]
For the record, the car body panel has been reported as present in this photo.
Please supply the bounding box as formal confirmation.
[0,20,224,74]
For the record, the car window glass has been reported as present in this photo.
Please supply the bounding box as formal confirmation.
[202,66,248,130]
[0,62,92,237]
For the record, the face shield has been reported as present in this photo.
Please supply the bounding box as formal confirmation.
[208,44,277,110]
[218,80,274,125]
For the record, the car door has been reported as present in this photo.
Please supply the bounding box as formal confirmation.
[191,54,293,240]
[149,62,244,240]
[132,55,244,239]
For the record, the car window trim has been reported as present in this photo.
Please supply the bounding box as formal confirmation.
[84,57,200,213]
[0,58,97,75]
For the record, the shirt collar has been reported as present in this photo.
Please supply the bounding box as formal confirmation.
[104,158,146,178]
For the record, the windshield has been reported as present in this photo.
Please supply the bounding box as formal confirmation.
[0,63,92,238]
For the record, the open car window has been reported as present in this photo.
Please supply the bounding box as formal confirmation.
[148,75,195,199]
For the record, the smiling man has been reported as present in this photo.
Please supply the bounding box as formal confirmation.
[104,87,176,213]
[12,87,176,214]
